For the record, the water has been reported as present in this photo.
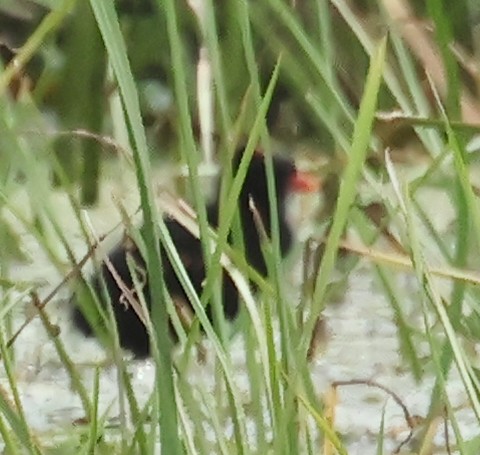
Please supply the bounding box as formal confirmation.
[1,161,474,454]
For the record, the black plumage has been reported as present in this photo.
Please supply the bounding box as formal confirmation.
[72,151,315,357]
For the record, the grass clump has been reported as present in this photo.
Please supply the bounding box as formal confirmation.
[1,0,480,453]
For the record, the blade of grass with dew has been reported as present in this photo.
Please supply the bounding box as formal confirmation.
[88,2,182,453]
[303,36,387,356]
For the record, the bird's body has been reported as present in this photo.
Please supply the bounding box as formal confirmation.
[72,151,317,357]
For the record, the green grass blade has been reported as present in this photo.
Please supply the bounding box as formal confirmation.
[87,1,182,453]
[303,36,387,355]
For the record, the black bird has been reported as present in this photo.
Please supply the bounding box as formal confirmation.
[72,150,318,357]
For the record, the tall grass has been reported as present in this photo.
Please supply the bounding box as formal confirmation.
[1,0,480,453]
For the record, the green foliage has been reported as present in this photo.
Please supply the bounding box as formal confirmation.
[1,0,480,453]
